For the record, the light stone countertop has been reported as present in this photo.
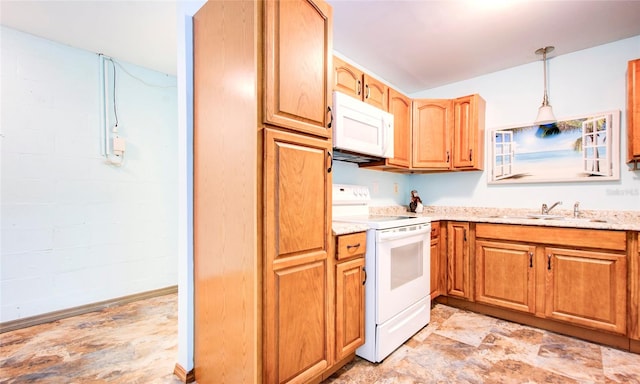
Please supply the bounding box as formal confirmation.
[369,205,640,231]
[332,222,370,236]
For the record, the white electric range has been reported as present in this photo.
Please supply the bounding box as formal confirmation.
[333,184,431,363]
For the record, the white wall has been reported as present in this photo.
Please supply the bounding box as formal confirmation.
[0,26,179,322]
[176,0,206,373]
[334,36,640,211]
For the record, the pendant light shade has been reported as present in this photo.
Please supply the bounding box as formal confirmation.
[534,46,557,125]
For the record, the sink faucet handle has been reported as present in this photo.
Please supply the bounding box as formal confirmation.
[541,203,548,214]
[573,201,580,218]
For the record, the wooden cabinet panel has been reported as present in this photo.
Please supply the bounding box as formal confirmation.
[545,247,627,335]
[630,232,640,340]
[387,88,411,168]
[628,58,640,163]
[475,240,535,313]
[430,238,440,299]
[274,261,328,383]
[363,74,388,111]
[264,128,331,383]
[333,56,363,98]
[452,95,485,170]
[336,232,366,260]
[447,222,471,299]
[412,99,453,169]
[335,257,365,361]
[264,0,332,137]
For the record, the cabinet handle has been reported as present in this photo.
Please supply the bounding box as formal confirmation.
[362,267,367,285]
[347,243,361,249]
[529,252,533,268]
[365,84,370,99]
[463,229,467,242]
[357,80,361,96]
[327,106,333,129]
[469,149,473,161]
[547,254,552,270]
[327,152,333,173]
[446,151,450,163]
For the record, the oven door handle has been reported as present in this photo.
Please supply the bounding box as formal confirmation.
[377,227,430,242]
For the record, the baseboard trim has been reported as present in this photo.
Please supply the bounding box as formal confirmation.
[0,285,178,333]
[173,363,196,383]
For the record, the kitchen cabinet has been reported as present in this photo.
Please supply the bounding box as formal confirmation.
[631,232,640,352]
[264,0,333,137]
[475,240,535,313]
[263,128,332,383]
[333,56,388,111]
[386,88,412,168]
[447,222,472,300]
[412,95,485,171]
[544,247,626,334]
[452,95,485,170]
[628,58,640,168]
[193,1,333,383]
[429,221,444,299]
[333,232,366,363]
[475,224,628,335]
[412,99,453,169]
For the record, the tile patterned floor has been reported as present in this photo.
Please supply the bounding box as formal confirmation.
[0,293,181,384]
[326,304,640,383]
[2,294,639,383]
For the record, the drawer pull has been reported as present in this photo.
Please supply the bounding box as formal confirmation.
[347,243,361,249]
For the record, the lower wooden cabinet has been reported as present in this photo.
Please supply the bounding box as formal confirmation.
[545,247,627,335]
[429,221,443,299]
[475,240,535,313]
[335,257,365,361]
[447,222,472,300]
[473,223,628,335]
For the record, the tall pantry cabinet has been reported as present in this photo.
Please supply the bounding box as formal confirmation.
[193,1,333,383]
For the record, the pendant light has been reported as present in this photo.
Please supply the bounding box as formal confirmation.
[534,46,557,125]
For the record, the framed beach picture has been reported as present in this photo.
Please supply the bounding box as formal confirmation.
[488,110,620,184]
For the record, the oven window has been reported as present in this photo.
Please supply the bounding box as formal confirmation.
[390,242,423,290]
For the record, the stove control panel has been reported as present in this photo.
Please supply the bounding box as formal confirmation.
[333,184,370,205]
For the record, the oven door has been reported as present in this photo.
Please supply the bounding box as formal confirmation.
[375,223,430,324]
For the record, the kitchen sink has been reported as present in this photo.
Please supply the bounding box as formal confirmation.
[482,215,609,223]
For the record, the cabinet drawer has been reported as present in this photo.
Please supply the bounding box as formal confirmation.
[336,232,367,260]
[430,222,440,238]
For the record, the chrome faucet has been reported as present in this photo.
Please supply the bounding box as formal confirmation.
[541,201,562,215]
[573,201,580,218]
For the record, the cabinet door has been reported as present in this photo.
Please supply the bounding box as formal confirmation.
[628,58,640,161]
[475,240,535,313]
[264,0,332,137]
[631,232,640,341]
[544,247,627,335]
[429,236,440,300]
[447,222,471,299]
[335,257,365,361]
[333,56,363,99]
[387,88,411,168]
[264,128,332,383]
[412,99,453,169]
[363,74,388,111]
[452,95,485,170]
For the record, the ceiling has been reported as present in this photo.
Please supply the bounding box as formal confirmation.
[2,1,640,94]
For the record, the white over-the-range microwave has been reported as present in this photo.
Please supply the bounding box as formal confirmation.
[332,91,394,162]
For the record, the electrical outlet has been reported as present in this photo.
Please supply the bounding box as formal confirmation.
[373,181,379,193]
[113,136,126,156]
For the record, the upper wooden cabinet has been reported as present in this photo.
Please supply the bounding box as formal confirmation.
[386,88,412,168]
[333,56,388,111]
[452,95,485,170]
[628,58,640,167]
[264,0,333,137]
[412,99,453,169]
[412,95,485,171]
